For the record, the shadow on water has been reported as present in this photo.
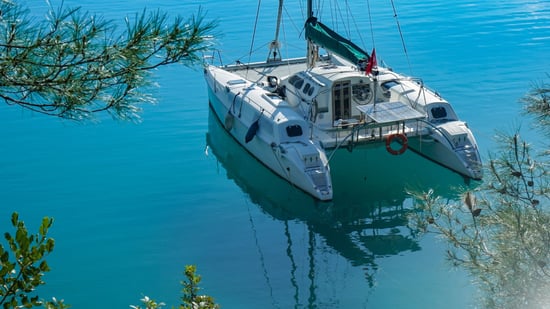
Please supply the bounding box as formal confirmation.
[205,108,477,300]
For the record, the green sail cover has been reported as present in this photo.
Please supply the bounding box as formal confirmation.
[305,17,370,65]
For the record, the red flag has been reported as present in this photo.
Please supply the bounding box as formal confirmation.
[366,48,377,75]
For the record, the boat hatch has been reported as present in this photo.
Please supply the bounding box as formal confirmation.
[356,101,424,124]
[227,79,247,86]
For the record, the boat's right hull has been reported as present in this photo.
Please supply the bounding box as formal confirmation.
[407,136,483,180]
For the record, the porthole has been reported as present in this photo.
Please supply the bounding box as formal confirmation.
[352,83,372,104]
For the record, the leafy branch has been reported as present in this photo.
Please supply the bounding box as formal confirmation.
[410,81,550,308]
[0,1,216,120]
[0,212,68,309]
[130,265,219,309]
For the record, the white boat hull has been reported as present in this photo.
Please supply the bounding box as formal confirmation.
[407,135,483,181]
[205,66,333,200]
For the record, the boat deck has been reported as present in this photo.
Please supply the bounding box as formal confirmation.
[221,57,310,85]
[216,57,435,150]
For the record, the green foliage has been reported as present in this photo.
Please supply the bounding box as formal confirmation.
[180,265,219,309]
[0,1,216,120]
[0,212,69,309]
[130,296,166,309]
[130,265,219,309]
[1,213,218,309]
[411,82,550,308]
[521,77,550,134]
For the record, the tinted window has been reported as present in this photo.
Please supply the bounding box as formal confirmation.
[303,83,311,94]
[289,75,304,89]
[431,107,447,118]
[382,81,399,90]
[286,125,303,137]
[288,75,300,84]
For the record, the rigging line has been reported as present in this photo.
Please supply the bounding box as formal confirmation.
[280,6,289,62]
[328,0,335,30]
[331,0,344,34]
[236,41,271,63]
[366,0,375,49]
[390,0,413,74]
[248,0,263,58]
[344,0,367,50]
[280,8,296,77]
[246,0,263,78]
[283,6,301,39]
[312,0,323,20]
[337,1,349,37]
[298,0,304,21]
[245,198,277,307]
[344,0,352,38]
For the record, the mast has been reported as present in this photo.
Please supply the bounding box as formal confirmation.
[267,0,284,62]
[306,0,318,68]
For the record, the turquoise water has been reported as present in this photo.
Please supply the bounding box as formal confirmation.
[1,0,549,308]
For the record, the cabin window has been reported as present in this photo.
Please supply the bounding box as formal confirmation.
[308,86,315,96]
[288,75,300,85]
[381,81,399,90]
[286,125,303,137]
[303,83,311,95]
[431,106,447,119]
[289,75,304,89]
[352,82,372,104]
[333,81,351,122]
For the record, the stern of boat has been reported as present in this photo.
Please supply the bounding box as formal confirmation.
[274,141,333,200]
[411,120,483,180]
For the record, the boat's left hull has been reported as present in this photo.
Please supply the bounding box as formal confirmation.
[204,66,333,200]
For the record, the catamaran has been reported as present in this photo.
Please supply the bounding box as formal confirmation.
[204,1,483,201]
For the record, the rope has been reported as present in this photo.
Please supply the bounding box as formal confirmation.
[231,91,240,114]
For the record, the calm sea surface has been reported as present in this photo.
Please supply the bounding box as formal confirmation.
[1,0,549,308]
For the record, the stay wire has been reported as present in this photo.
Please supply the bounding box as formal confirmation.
[246,0,262,78]
[248,0,262,59]
[366,0,375,50]
[390,0,413,74]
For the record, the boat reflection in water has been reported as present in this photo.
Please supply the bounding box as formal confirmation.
[206,107,475,304]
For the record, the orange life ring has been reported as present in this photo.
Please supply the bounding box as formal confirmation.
[386,133,408,155]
